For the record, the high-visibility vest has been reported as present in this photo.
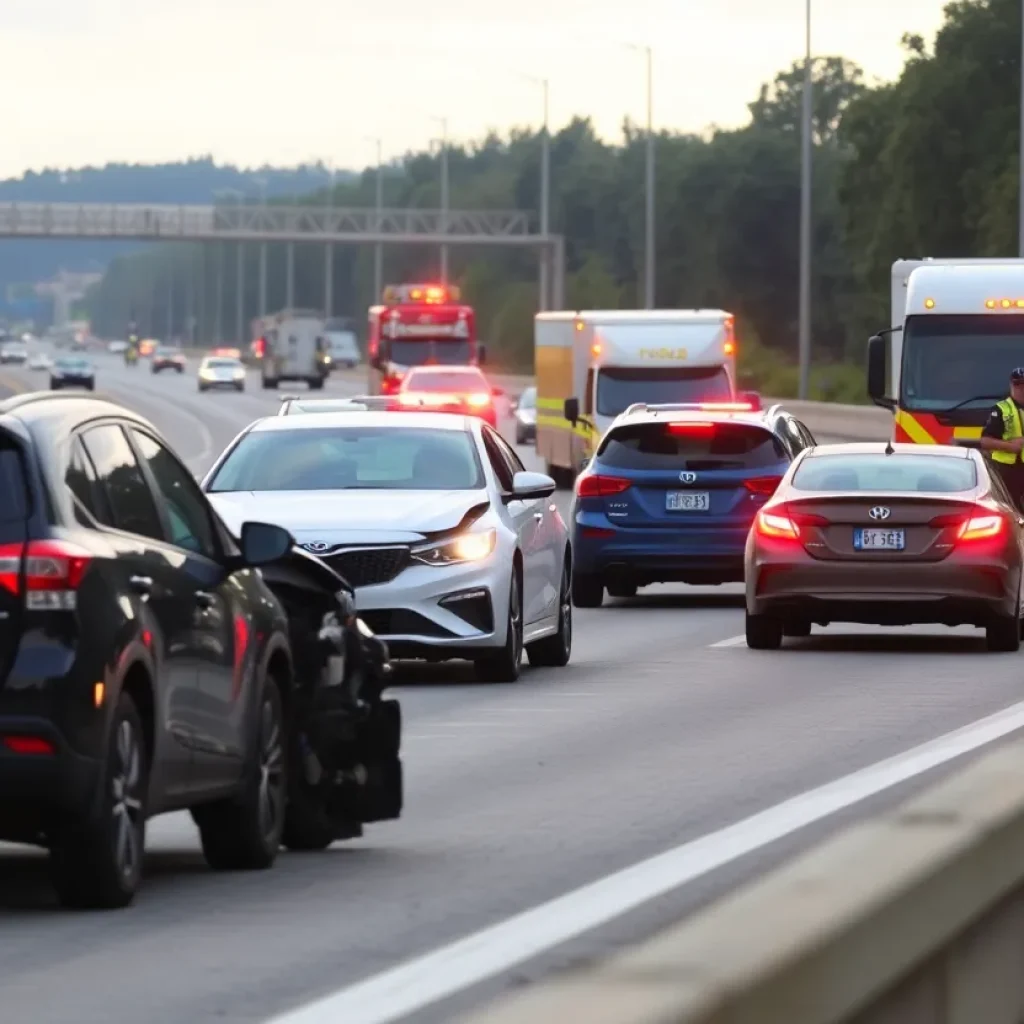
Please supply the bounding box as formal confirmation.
[991,397,1023,464]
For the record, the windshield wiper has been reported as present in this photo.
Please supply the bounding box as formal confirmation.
[933,393,1005,414]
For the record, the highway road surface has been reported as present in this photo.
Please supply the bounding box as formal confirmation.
[2,350,1024,1024]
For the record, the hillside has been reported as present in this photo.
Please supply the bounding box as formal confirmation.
[0,158,356,316]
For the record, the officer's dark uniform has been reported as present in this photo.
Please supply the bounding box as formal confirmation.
[982,376,1024,510]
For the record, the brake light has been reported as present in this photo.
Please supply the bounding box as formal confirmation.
[695,402,753,411]
[3,735,54,755]
[929,507,1008,541]
[466,392,491,408]
[0,540,92,608]
[744,476,783,496]
[666,422,715,434]
[581,527,616,539]
[576,474,631,497]
[755,510,800,539]
[381,374,403,394]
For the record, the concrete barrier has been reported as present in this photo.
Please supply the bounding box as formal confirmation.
[465,739,1024,1024]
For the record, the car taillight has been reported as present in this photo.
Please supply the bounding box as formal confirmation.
[0,540,92,609]
[466,392,491,408]
[744,476,783,496]
[755,507,827,539]
[576,474,632,497]
[929,507,1007,542]
[666,422,715,434]
[3,735,54,755]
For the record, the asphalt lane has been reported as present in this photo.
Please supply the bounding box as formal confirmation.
[2,351,1024,1023]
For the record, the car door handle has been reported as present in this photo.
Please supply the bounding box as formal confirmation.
[195,591,215,610]
[128,575,153,595]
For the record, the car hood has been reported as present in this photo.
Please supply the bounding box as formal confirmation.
[207,489,489,544]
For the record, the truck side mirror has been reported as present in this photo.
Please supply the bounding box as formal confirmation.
[564,397,580,426]
[866,334,895,410]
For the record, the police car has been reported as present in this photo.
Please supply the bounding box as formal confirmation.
[569,401,817,606]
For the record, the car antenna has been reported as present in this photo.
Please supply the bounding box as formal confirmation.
[884,438,895,455]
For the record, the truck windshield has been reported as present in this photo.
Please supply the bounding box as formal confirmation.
[901,314,1024,411]
[390,339,473,366]
[596,366,731,417]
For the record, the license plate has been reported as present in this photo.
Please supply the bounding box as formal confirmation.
[666,491,710,512]
[854,528,905,551]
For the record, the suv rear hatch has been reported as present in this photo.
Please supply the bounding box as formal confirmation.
[0,428,30,686]
[589,419,787,529]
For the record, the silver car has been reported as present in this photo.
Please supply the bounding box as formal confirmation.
[201,411,572,682]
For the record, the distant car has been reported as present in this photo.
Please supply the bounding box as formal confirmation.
[324,319,361,369]
[395,365,502,428]
[27,352,52,371]
[513,386,537,445]
[198,356,246,392]
[744,442,1024,651]
[1,344,27,365]
[108,340,128,354]
[151,347,186,374]
[50,356,95,391]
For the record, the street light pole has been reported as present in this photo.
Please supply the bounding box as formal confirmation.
[1019,0,1024,256]
[432,116,450,282]
[627,44,655,308]
[364,137,385,300]
[325,163,334,318]
[798,0,813,399]
[255,177,268,316]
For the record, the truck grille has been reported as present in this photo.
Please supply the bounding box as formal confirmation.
[323,546,410,588]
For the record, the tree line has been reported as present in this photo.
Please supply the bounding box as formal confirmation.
[85,0,1021,400]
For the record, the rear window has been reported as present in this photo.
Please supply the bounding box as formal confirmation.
[0,447,29,521]
[405,370,486,392]
[597,422,785,471]
[792,454,978,492]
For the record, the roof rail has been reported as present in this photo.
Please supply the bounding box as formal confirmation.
[624,401,763,417]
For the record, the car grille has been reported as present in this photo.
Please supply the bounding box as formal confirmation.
[323,546,410,588]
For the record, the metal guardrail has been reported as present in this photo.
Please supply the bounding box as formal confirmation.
[0,202,536,244]
[467,738,1024,1024]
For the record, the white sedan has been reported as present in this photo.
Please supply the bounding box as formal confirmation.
[201,410,572,682]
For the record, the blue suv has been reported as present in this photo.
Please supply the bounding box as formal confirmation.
[570,402,817,606]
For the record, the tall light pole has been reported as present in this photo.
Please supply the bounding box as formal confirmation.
[627,44,655,308]
[324,162,335,318]
[1019,0,1024,256]
[431,116,450,282]
[365,137,385,300]
[798,0,813,399]
[516,74,551,310]
[254,177,268,317]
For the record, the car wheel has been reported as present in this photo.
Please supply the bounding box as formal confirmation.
[262,377,278,389]
[515,428,525,445]
[607,581,637,599]
[986,614,1021,652]
[475,571,524,682]
[527,556,572,667]
[49,692,148,909]
[236,383,245,392]
[745,611,783,650]
[783,620,811,638]
[50,380,60,390]
[572,571,603,608]
[193,672,286,870]
[198,383,206,392]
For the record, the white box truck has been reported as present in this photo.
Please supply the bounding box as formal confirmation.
[259,308,330,390]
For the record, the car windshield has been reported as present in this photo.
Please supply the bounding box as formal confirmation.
[389,339,473,365]
[156,348,177,357]
[596,366,732,417]
[56,359,88,370]
[792,453,978,492]
[205,359,240,369]
[404,370,487,392]
[518,388,536,409]
[598,422,785,470]
[900,314,1024,411]
[207,425,485,492]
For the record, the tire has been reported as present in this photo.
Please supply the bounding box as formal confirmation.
[193,672,286,870]
[572,571,603,608]
[528,557,572,667]
[177,367,184,374]
[262,377,278,390]
[49,691,148,909]
[50,380,60,390]
[86,382,95,391]
[236,383,245,392]
[745,611,783,650]
[607,581,637,599]
[475,571,524,682]
[197,384,206,392]
[783,620,812,638]
[308,377,324,391]
[515,428,526,445]
[986,614,1021,652]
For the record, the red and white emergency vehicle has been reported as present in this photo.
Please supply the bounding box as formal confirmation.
[367,283,484,395]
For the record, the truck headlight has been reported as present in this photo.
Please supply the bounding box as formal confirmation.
[412,528,496,566]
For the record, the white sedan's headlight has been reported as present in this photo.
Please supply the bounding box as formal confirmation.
[233,368,245,379]
[412,528,496,566]
[199,369,213,380]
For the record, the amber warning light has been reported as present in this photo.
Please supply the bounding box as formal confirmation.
[985,298,1024,309]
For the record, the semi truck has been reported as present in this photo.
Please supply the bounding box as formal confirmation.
[537,309,744,485]
[867,259,1024,444]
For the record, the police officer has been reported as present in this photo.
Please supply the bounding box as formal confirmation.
[980,367,1024,510]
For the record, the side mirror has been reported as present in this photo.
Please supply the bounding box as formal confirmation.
[492,386,505,397]
[564,396,580,426]
[510,470,556,501]
[579,457,590,472]
[239,521,293,566]
[867,334,895,410]
[477,344,486,365]
[741,390,762,411]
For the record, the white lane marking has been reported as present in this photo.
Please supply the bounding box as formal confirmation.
[710,634,746,647]
[265,699,1024,1024]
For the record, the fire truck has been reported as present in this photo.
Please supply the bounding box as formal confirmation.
[867,259,1024,445]
[367,283,484,395]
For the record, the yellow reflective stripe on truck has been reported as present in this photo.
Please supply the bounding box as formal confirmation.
[893,409,935,444]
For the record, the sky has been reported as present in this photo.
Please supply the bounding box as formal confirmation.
[0,0,949,179]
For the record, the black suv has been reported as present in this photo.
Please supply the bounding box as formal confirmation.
[0,392,296,908]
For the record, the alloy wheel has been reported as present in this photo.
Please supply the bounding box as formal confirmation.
[111,719,143,881]
[257,699,285,839]
[510,576,523,668]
